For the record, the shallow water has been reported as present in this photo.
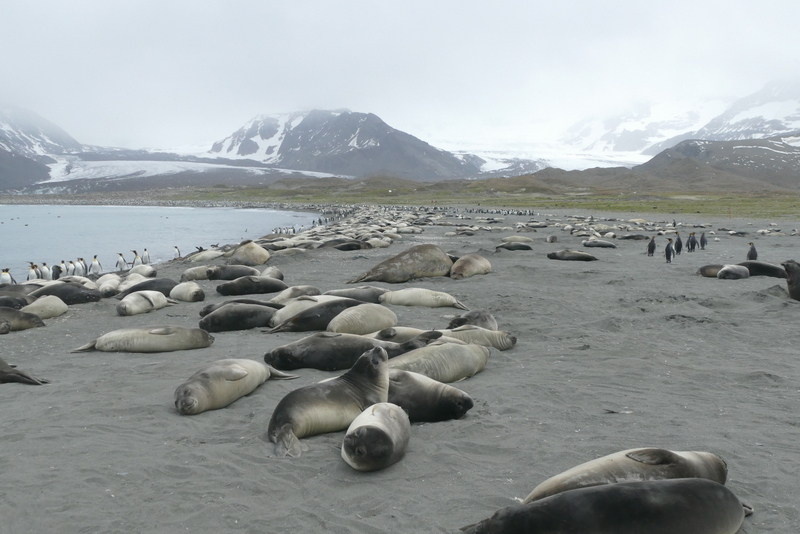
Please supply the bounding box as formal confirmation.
[0,204,318,279]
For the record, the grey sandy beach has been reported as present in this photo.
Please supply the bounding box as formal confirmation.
[1,206,799,533]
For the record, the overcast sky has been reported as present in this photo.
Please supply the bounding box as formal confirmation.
[1,1,798,150]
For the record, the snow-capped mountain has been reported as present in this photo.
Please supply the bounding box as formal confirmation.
[561,81,800,156]
[0,105,83,162]
[208,109,483,180]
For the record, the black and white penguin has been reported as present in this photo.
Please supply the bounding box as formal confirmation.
[79,258,88,274]
[747,242,758,261]
[674,232,683,255]
[40,262,52,280]
[115,253,128,272]
[700,233,708,250]
[174,246,181,259]
[686,232,697,252]
[27,263,39,281]
[74,259,86,277]
[665,238,675,264]
[647,236,656,257]
[142,249,150,264]
[90,255,103,275]
[0,268,16,284]
[59,260,68,276]
[67,261,76,276]
[131,250,142,267]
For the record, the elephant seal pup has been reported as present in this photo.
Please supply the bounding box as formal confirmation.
[495,242,532,251]
[267,285,322,305]
[20,295,68,320]
[206,264,261,280]
[386,343,490,383]
[264,331,442,371]
[114,278,179,300]
[737,260,787,278]
[582,238,617,248]
[348,244,453,284]
[174,358,298,415]
[0,307,46,331]
[199,303,277,332]
[341,402,411,472]
[0,318,10,335]
[461,479,746,534]
[438,325,517,351]
[224,240,270,266]
[269,298,365,333]
[116,290,177,316]
[267,346,390,458]
[447,310,498,331]
[29,282,102,305]
[523,447,728,503]
[169,281,205,302]
[380,288,468,310]
[215,275,288,296]
[0,295,31,309]
[546,249,598,261]
[0,356,49,385]
[717,264,750,280]
[327,303,397,335]
[71,326,214,353]
[450,254,492,280]
[697,264,725,278]
[127,264,157,277]
[268,295,350,326]
[388,369,473,422]
[180,265,211,282]
[199,298,283,317]
[782,260,800,300]
[323,285,389,304]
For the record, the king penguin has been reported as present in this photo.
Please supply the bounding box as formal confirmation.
[67,261,76,276]
[74,259,86,277]
[27,263,39,281]
[700,232,708,250]
[665,238,675,263]
[40,262,52,280]
[647,236,656,257]
[115,253,128,272]
[747,242,758,261]
[131,250,142,267]
[674,232,682,255]
[90,255,103,275]
[142,249,150,265]
[174,246,181,259]
[0,268,16,284]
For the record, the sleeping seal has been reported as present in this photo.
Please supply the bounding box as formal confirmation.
[199,303,277,332]
[386,343,490,383]
[388,369,473,422]
[461,478,746,534]
[450,254,492,280]
[717,264,750,280]
[0,356,50,385]
[326,303,398,335]
[267,346,389,458]
[71,326,214,353]
[116,290,177,316]
[523,447,728,503]
[341,402,411,472]
[546,249,598,261]
[174,359,297,415]
[379,288,468,310]
[348,244,453,284]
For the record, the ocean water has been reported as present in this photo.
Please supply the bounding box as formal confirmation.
[0,204,318,281]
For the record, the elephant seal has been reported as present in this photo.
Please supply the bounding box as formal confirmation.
[582,239,617,248]
[697,264,725,277]
[268,295,349,326]
[224,240,270,266]
[206,264,261,280]
[20,295,68,320]
[0,356,50,385]
[388,369,473,422]
[127,264,157,277]
[323,285,389,303]
[269,298,365,333]
[98,277,122,297]
[379,288,468,310]
[71,326,214,353]
[215,276,288,296]
[737,260,787,278]
[438,325,517,351]
[341,402,411,472]
[495,242,532,251]
[782,259,800,300]
[386,343,490,383]
[0,307,46,331]
[199,298,282,317]
[717,264,750,280]
[326,303,398,335]
[116,290,177,316]
[169,281,205,302]
[29,281,101,305]
[199,303,277,332]
[450,254,492,280]
[461,478,746,534]
[114,278,179,300]
[267,346,389,458]
[0,318,10,335]
[523,447,728,503]
[268,285,322,305]
[348,244,453,284]
[0,295,31,309]
[174,358,298,415]
[264,331,442,371]
[447,310,498,331]
[180,265,211,282]
[547,249,598,261]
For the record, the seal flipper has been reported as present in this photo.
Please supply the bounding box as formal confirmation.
[625,448,681,465]
[265,365,299,380]
[220,365,249,382]
[453,300,469,311]
[272,424,308,458]
[70,340,98,353]
[398,331,443,352]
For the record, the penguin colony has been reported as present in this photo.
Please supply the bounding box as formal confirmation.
[4,205,787,531]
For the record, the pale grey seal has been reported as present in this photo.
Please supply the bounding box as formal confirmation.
[71,326,214,353]
[341,402,411,472]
